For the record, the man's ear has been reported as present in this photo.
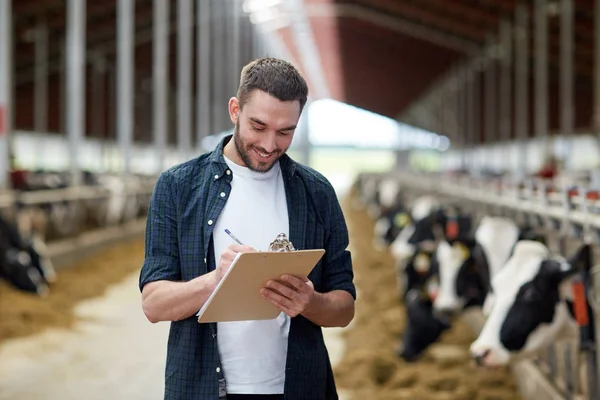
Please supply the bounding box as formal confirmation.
[228,97,240,125]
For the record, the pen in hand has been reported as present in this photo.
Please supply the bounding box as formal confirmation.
[224,229,244,245]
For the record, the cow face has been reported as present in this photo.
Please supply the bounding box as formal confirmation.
[470,241,590,368]
[0,248,49,296]
[373,207,410,247]
[398,288,451,362]
[401,248,438,299]
[389,196,441,262]
[432,239,489,315]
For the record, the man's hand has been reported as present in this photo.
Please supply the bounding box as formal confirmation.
[260,275,317,318]
[216,244,256,282]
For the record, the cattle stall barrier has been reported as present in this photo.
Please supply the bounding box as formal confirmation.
[358,170,600,400]
[0,178,156,272]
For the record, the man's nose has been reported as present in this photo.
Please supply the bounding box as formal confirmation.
[259,135,278,153]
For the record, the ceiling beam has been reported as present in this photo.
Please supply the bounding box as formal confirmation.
[306,3,481,54]
[351,0,489,43]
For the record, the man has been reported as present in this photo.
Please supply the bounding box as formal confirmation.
[139,57,356,400]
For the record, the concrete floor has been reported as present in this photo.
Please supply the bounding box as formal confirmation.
[0,272,349,400]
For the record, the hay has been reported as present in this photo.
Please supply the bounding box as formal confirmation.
[333,190,520,399]
[0,238,145,343]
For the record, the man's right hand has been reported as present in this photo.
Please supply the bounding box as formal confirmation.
[216,244,256,282]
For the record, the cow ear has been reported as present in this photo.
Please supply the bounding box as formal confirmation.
[547,244,593,281]
[566,243,592,274]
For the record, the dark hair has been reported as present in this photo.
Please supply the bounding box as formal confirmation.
[237,57,309,112]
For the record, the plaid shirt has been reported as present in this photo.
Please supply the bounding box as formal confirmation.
[139,134,356,400]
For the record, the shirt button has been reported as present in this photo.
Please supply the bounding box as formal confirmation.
[208,220,213,226]
[204,258,207,263]
[216,367,221,373]
[220,192,226,198]
[226,170,231,175]
[214,174,219,179]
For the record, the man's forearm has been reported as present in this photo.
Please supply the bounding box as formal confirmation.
[302,290,355,328]
[142,271,218,323]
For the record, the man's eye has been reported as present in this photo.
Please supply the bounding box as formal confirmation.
[252,126,265,132]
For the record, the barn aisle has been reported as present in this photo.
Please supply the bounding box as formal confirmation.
[0,245,350,400]
[0,272,169,400]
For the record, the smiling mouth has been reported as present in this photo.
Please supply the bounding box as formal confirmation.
[253,148,275,161]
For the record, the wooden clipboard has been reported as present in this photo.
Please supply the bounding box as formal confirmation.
[196,249,325,323]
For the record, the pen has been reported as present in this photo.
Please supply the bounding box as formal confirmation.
[224,229,244,245]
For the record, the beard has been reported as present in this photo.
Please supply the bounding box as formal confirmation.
[233,122,285,173]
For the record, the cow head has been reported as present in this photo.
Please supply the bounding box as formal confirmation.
[470,241,591,368]
[398,280,451,362]
[389,195,441,262]
[401,247,439,299]
[0,247,49,296]
[432,238,490,316]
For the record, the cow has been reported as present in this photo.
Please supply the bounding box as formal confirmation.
[432,216,522,316]
[397,217,546,362]
[0,215,50,296]
[389,198,473,299]
[469,241,591,368]
[397,285,451,362]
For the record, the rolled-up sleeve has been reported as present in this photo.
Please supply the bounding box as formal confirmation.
[321,185,356,300]
[139,170,181,292]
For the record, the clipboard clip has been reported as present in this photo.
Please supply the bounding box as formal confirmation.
[268,233,296,252]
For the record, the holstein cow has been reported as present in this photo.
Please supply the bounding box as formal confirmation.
[398,217,545,361]
[0,215,50,295]
[469,241,591,368]
[390,198,473,299]
[433,216,523,315]
[372,177,407,250]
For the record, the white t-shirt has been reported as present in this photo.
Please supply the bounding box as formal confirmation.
[213,155,291,394]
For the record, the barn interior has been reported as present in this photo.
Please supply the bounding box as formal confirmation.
[1,1,600,399]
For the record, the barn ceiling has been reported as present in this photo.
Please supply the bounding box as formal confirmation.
[11,0,599,144]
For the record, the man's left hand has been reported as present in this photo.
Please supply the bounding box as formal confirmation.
[260,275,316,318]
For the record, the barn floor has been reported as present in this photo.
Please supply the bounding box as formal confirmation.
[0,238,350,400]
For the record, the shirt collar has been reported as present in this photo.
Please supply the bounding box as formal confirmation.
[209,134,297,180]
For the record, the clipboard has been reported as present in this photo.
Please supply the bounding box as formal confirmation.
[196,249,325,323]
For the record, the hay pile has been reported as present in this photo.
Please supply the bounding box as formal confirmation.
[333,190,521,400]
[0,238,145,343]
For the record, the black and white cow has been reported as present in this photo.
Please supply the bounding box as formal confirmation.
[469,241,591,368]
[398,286,451,362]
[372,178,407,248]
[432,216,522,315]
[0,216,50,295]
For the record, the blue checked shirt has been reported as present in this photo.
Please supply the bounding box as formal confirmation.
[139,134,356,400]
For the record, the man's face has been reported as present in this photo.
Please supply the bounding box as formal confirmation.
[230,90,300,173]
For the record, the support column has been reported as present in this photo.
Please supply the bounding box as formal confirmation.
[0,0,12,189]
[232,0,241,91]
[467,66,476,170]
[117,0,134,176]
[499,20,512,147]
[212,0,224,135]
[91,53,106,140]
[560,0,574,167]
[515,2,529,177]
[535,0,549,146]
[484,39,497,152]
[66,0,86,186]
[197,0,211,150]
[594,0,600,132]
[178,0,192,161]
[34,18,48,134]
[154,0,169,172]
